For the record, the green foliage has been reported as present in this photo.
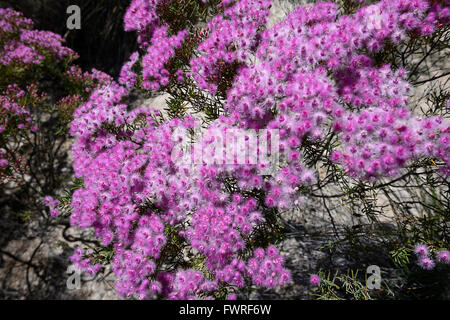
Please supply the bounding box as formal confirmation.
[55,177,84,217]
[158,0,223,35]
[312,269,376,300]
[390,246,411,269]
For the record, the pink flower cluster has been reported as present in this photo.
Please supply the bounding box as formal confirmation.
[184,192,265,280]
[119,52,140,89]
[246,246,291,288]
[68,0,450,300]
[19,30,75,59]
[0,8,76,66]
[123,0,189,91]
[0,85,32,131]
[43,195,60,217]
[421,1,450,35]
[190,0,272,94]
[332,108,449,179]
[0,9,112,186]
[225,0,450,180]
[414,244,450,270]
[69,83,129,142]
[69,79,291,298]
[0,84,45,135]
[141,26,187,90]
[164,269,218,300]
[65,65,113,94]
[70,247,102,275]
[0,7,33,33]
[123,0,162,37]
[0,41,43,65]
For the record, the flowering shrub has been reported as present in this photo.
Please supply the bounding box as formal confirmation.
[0,8,110,201]
[64,0,450,300]
[0,83,42,184]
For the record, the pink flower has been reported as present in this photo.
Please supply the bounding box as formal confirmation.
[436,250,450,264]
[418,256,435,270]
[309,274,321,286]
[414,244,429,257]
[228,293,237,300]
